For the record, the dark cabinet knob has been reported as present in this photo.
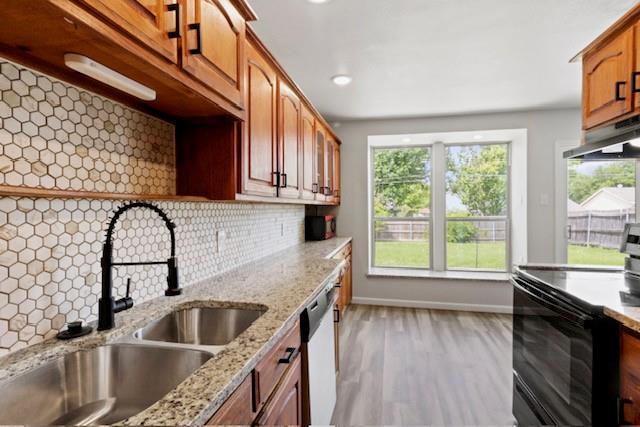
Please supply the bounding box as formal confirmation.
[632,72,640,93]
[167,3,180,39]
[188,23,202,55]
[616,81,627,101]
[278,347,299,364]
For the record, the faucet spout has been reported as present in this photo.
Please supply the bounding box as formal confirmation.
[98,201,182,331]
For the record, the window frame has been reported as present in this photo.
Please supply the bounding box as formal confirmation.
[368,131,523,276]
[554,139,640,265]
[444,142,512,272]
[370,144,433,270]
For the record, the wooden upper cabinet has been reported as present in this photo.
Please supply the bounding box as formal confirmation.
[301,105,317,200]
[76,0,180,63]
[324,136,336,202]
[241,41,278,198]
[182,0,245,108]
[277,81,302,199]
[315,125,327,203]
[583,26,635,130]
[333,142,341,202]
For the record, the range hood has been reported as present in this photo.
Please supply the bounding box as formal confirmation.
[564,116,640,159]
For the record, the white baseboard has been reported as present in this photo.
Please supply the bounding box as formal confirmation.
[351,297,513,314]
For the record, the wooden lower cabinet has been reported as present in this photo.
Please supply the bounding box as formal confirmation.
[620,327,640,424]
[206,321,303,426]
[207,375,255,425]
[255,356,303,425]
[333,242,353,316]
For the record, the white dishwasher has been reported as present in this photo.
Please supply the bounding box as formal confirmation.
[301,281,337,426]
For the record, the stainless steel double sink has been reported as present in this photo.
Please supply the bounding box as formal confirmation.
[0,306,265,425]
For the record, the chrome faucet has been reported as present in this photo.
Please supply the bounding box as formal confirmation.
[98,201,182,331]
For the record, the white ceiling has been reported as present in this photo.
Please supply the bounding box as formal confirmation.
[248,0,638,121]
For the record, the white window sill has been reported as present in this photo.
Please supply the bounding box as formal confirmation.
[367,267,510,282]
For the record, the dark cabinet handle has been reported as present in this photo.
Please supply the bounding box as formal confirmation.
[616,81,627,101]
[334,307,340,323]
[272,171,280,188]
[280,173,287,188]
[312,183,319,194]
[323,186,332,196]
[618,397,633,425]
[278,347,299,364]
[632,72,640,93]
[188,23,202,55]
[167,3,180,39]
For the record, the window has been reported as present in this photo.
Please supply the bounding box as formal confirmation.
[369,129,526,276]
[446,144,509,271]
[373,146,431,269]
[567,159,636,266]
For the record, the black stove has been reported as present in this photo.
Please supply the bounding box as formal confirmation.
[512,266,625,426]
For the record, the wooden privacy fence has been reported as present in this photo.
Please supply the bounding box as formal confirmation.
[374,219,506,242]
[568,209,635,249]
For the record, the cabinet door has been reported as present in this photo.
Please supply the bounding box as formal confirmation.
[333,142,341,203]
[324,137,335,203]
[182,0,245,108]
[77,0,179,63]
[621,328,640,424]
[315,126,327,203]
[277,81,302,199]
[206,375,255,425]
[256,355,303,426]
[583,26,634,130]
[301,105,317,200]
[241,41,278,198]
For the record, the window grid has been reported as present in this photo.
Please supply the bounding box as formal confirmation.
[370,141,511,273]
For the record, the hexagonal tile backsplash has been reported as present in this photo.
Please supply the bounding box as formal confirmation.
[0,59,305,355]
[0,59,175,195]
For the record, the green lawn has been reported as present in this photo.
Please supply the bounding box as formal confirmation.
[375,241,506,270]
[568,244,626,266]
[374,241,626,269]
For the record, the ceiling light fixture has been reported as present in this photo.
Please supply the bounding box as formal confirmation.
[331,75,352,86]
[402,137,412,143]
[64,53,156,101]
[308,0,332,3]
[473,135,484,140]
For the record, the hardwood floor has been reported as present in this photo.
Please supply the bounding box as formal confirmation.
[332,305,514,426]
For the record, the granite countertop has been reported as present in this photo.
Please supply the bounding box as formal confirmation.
[604,306,640,333]
[0,237,352,426]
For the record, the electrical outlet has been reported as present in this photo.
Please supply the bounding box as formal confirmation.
[214,230,227,253]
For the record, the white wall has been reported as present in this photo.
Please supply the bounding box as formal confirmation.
[334,108,582,311]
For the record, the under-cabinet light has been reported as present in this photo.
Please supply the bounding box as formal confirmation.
[64,53,156,101]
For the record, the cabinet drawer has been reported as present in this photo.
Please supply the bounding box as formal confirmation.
[253,321,301,408]
[206,374,254,425]
[255,354,303,426]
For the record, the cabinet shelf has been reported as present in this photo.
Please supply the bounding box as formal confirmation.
[0,185,209,203]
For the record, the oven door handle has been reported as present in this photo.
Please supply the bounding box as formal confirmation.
[512,278,593,328]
